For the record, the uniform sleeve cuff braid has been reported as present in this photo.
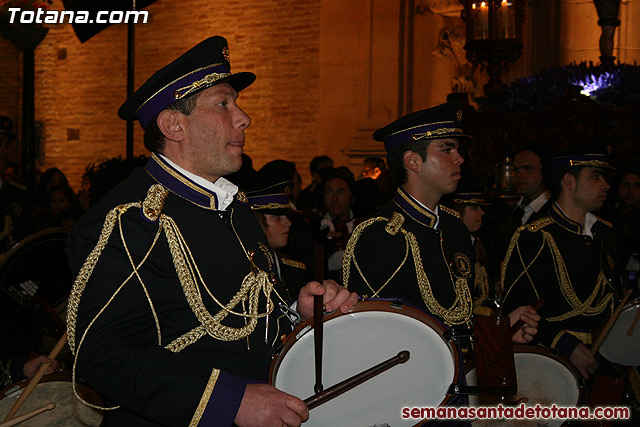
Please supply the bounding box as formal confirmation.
[192,370,247,427]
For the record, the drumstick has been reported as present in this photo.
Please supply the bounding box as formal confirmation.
[626,304,640,336]
[3,332,67,422]
[592,289,633,355]
[509,298,544,337]
[304,350,410,410]
[313,244,324,394]
[0,402,55,427]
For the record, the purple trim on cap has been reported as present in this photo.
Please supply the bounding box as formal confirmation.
[145,154,218,209]
[393,187,437,228]
[384,121,464,151]
[453,192,490,205]
[137,63,230,130]
[199,371,247,427]
[247,194,291,209]
[545,153,612,169]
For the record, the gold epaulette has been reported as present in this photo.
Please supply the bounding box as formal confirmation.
[235,191,248,203]
[595,215,613,228]
[439,204,460,219]
[280,257,306,270]
[385,212,404,235]
[524,216,554,232]
[142,184,169,222]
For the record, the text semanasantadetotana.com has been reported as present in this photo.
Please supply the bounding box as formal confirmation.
[402,404,630,421]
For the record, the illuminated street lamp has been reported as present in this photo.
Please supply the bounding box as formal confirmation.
[459,0,527,98]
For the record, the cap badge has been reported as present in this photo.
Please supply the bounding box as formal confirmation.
[457,110,463,122]
[223,47,230,64]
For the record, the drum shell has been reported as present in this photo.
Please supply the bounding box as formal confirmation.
[0,372,104,426]
[271,300,462,427]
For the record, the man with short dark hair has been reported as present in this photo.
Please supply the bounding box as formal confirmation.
[67,36,356,427]
[501,148,621,379]
[512,147,552,225]
[343,103,538,341]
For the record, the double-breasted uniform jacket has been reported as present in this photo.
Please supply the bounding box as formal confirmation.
[66,153,293,426]
[342,186,475,327]
[501,203,621,358]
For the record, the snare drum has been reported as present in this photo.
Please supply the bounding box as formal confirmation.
[270,300,460,427]
[599,299,640,366]
[0,372,104,426]
[467,345,586,427]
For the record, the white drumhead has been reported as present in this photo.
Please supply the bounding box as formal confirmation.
[0,381,103,426]
[600,303,640,366]
[274,310,455,426]
[467,351,580,427]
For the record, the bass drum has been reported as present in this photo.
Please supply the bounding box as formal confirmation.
[466,345,586,427]
[599,298,640,366]
[270,300,461,427]
[0,228,72,311]
[0,372,104,426]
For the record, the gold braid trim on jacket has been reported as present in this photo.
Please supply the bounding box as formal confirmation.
[66,184,278,410]
[343,213,472,326]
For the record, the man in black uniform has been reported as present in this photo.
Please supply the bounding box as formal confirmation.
[501,148,621,379]
[342,103,538,339]
[66,36,356,427]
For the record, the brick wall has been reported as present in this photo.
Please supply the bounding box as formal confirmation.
[1,0,321,191]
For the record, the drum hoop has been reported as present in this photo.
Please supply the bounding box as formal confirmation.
[0,228,68,265]
[623,298,640,310]
[270,300,461,411]
[0,228,70,307]
[513,345,587,405]
[0,371,105,426]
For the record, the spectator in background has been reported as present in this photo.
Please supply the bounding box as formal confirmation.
[34,183,77,230]
[0,116,16,179]
[602,167,640,276]
[77,172,92,212]
[36,167,69,204]
[3,161,20,182]
[315,168,363,281]
[359,156,386,180]
[298,155,334,214]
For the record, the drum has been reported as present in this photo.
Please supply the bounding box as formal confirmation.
[0,228,72,310]
[0,372,104,426]
[599,298,640,366]
[466,345,586,427]
[270,300,460,427]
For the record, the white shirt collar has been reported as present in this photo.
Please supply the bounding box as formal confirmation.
[158,153,238,211]
[521,191,551,224]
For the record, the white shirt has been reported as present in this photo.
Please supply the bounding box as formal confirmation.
[158,153,238,211]
[520,191,551,225]
[555,204,598,238]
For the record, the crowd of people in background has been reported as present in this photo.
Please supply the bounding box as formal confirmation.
[0,148,638,299]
